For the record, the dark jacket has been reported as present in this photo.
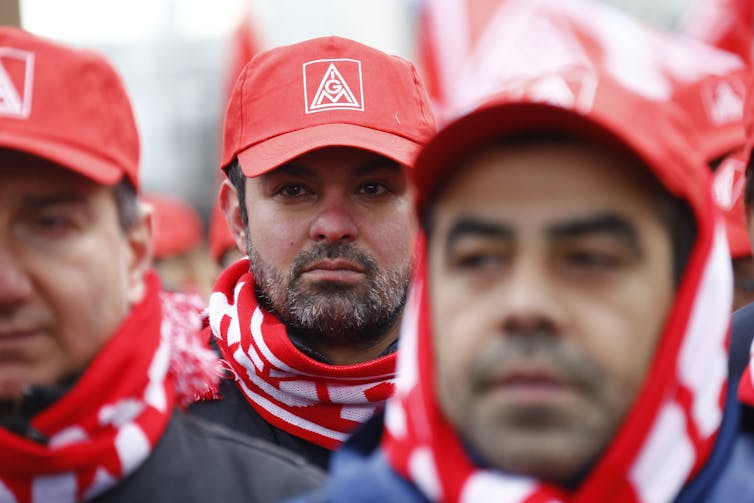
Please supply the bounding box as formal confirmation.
[95,411,324,502]
[290,376,754,503]
[188,377,332,469]
[731,302,754,381]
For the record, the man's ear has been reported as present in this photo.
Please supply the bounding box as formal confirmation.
[219,179,249,254]
[125,201,154,305]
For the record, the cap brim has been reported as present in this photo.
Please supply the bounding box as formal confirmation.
[236,123,422,177]
[413,101,670,211]
[0,131,124,186]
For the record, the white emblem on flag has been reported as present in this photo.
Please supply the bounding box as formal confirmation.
[712,156,746,210]
[704,80,744,126]
[0,47,34,119]
[303,59,364,113]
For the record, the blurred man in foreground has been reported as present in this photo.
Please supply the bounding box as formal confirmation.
[0,27,322,502]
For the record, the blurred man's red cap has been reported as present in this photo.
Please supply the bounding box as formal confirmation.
[221,35,435,177]
[143,194,204,259]
[413,71,708,217]
[0,27,139,188]
[208,196,237,263]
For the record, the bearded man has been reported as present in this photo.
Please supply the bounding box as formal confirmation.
[189,35,435,469]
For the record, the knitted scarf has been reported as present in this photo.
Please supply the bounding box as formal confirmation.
[0,272,220,503]
[382,215,732,501]
[208,258,397,449]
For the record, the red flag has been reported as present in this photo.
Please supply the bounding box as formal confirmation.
[209,12,262,264]
[683,0,754,67]
[417,0,748,161]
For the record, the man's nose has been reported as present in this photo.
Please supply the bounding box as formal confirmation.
[308,197,358,244]
[497,260,564,337]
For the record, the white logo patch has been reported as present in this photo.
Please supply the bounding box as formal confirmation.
[303,59,364,113]
[0,47,34,119]
[703,79,744,126]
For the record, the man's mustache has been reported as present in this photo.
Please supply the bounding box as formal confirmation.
[291,243,377,279]
[468,332,605,393]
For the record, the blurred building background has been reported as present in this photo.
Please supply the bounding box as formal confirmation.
[9,0,696,222]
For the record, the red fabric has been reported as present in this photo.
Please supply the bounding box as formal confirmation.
[222,36,435,177]
[385,74,732,501]
[208,14,260,263]
[143,194,203,259]
[683,0,754,67]
[0,273,218,502]
[207,259,397,449]
[0,27,139,188]
[712,149,752,258]
[417,0,748,162]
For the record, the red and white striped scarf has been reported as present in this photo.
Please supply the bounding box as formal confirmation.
[0,272,220,503]
[383,213,732,501]
[208,258,398,449]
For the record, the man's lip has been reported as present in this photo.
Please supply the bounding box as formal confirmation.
[481,365,572,393]
[301,259,366,274]
[0,329,38,342]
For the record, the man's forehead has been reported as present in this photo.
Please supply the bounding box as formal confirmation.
[261,147,404,179]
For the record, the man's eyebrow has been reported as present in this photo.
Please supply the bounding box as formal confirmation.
[264,163,316,180]
[445,216,514,251]
[547,214,642,255]
[265,158,402,180]
[21,193,88,208]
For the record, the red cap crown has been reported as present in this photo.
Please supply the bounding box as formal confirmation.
[0,27,139,188]
[143,194,203,259]
[221,36,435,177]
[413,72,709,216]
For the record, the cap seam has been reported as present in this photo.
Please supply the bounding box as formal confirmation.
[237,64,251,158]
[408,60,432,133]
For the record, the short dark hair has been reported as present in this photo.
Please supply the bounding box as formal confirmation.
[420,134,697,286]
[114,177,139,231]
[226,158,249,229]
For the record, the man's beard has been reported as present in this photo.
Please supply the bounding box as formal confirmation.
[248,240,411,349]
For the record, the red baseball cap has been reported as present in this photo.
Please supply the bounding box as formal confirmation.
[0,27,139,188]
[143,194,204,259]
[413,72,708,215]
[221,36,435,177]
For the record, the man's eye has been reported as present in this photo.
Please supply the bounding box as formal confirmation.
[35,215,72,229]
[564,250,620,270]
[452,252,506,271]
[358,183,388,196]
[277,184,309,197]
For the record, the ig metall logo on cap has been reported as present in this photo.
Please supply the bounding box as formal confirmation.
[0,47,35,119]
[303,59,364,114]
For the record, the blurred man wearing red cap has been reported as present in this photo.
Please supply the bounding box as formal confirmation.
[189,36,435,469]
[144,193,216,299]
[0,28,322,502]
[295,71,754,501]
